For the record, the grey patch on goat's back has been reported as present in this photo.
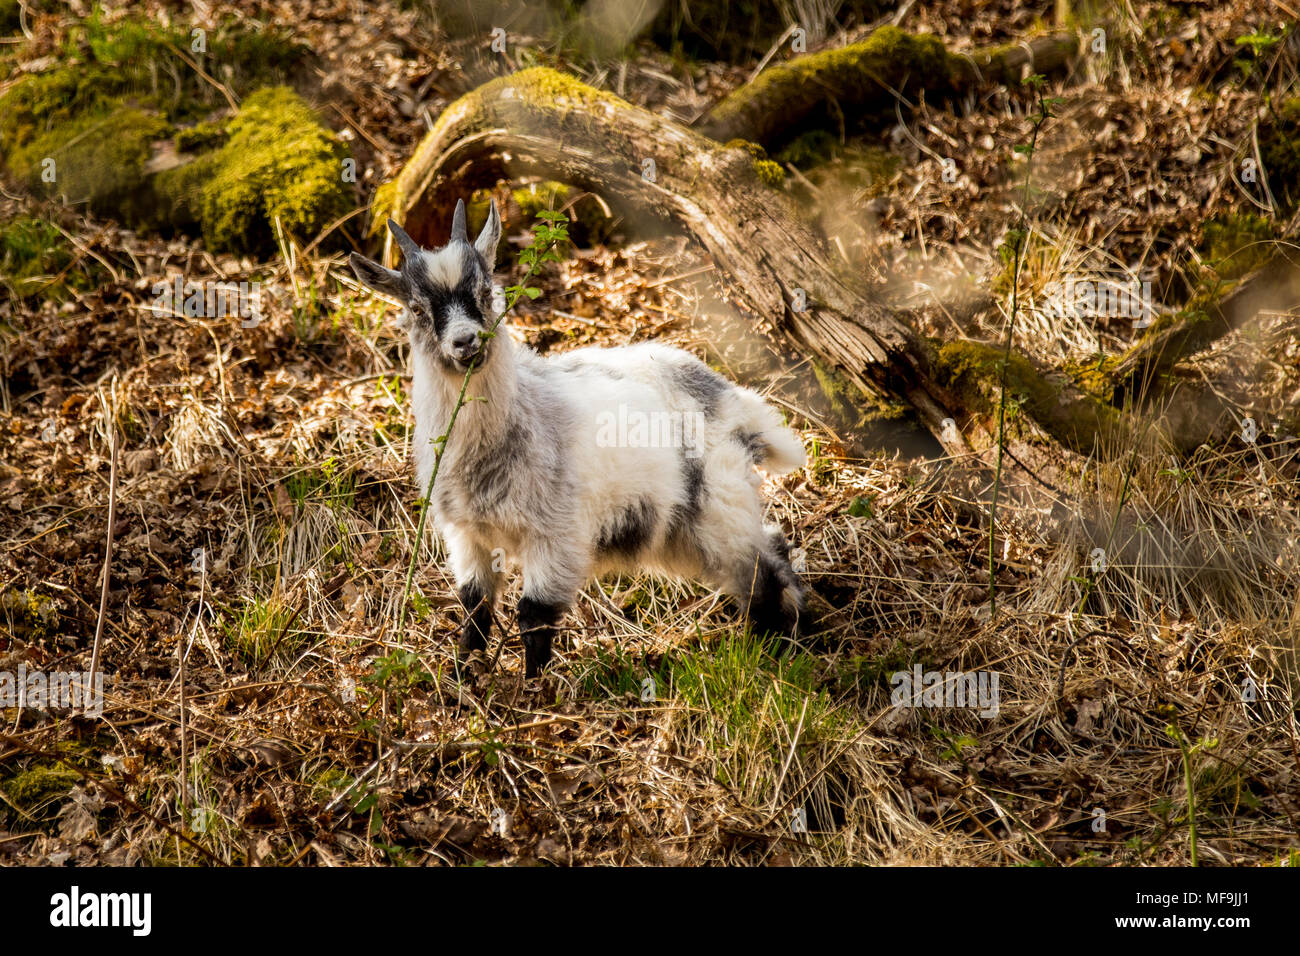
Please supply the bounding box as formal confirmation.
[554,354,624,379]
[666,453,705,550]
[732,428,768,465]
[671,362,728,417]
[597,497,657,558]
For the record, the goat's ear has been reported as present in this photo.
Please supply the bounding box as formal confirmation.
[474,199,502,270]
[349,252,407,300]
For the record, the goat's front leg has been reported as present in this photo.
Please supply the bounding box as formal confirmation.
[517,539,585,678]
[444,527,500,657]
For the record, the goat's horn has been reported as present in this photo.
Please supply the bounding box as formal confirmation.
[450,198,468,243]
[386,218,420,261]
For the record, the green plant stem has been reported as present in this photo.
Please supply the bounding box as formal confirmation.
[1184,741,1199,867]
[989,84,1049,617]
[1171,727,1200,867]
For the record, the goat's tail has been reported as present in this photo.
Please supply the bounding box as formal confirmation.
[731,387,806,475]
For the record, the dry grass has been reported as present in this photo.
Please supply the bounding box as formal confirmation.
[1,219,1296,866]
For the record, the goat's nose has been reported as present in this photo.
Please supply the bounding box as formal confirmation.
[450,333,479,359]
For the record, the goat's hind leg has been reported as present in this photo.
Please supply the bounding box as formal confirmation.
[732,527,806,652]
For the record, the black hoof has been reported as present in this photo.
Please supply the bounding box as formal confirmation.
[523,638,552,678]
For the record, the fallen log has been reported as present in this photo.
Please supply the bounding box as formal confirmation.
[1110,252,1300,405]
[698,26,1083,148]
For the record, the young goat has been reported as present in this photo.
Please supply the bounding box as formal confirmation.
[350,199,806,676]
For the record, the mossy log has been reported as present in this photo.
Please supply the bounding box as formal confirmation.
[1110,253,1300,404]
[384,66,1129,458]
[699,27,1082,148]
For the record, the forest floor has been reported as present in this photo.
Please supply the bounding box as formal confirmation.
[1,0,1298,865]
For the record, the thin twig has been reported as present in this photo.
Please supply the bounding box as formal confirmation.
[89,387,119,680]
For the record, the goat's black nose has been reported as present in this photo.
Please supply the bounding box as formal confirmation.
[450,333,479,359]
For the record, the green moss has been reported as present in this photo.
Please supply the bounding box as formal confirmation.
[205,23,309,94]
[2,763,80,813]
[1198,212,1275,281]
[468,181,613,249]
[382,67,627,238]
[68,10,306,107]
[175,120,228,153]
[1066,353,1120,402]
[0,13,307,150]
[935,338,1123,452]
[812,358,907,428]
[0,588,59,638]
[510,182,567,225]
[724,138,766,158]
[160,87,354,254]
[707,26,954,133]
[369,179,400,237]
[754,158,785,186]
[11,105,170,220]
[937,339,1049,418]
[486,65,626,116]
[721,139,785,187]
[0,739,101,825]
[0,13,304,146]
[192,87,350,254]
[73,7,186,66]
[0,67,123,157]
[775,129,838,168]
[0,15,319,254]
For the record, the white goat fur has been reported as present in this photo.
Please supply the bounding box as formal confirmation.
[417,335,805,593]
[351,200,806,673]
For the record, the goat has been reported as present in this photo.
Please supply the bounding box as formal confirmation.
[349,198,807,676]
